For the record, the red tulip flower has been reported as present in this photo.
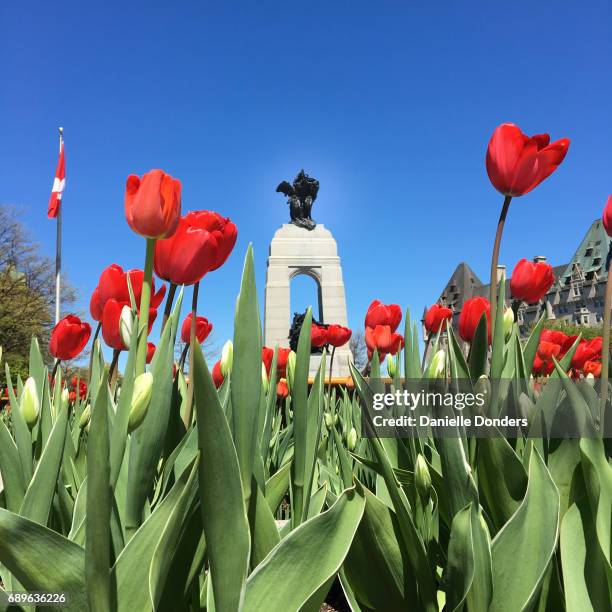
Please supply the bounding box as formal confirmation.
[276,348,292,377]
[602,195,612,236]
[486,123,570,197]
[181,313,213,344]
[424,304,453,335]
[311,324,328,348]
[95,264,166,314]
[583,360,602,377]
[101,300,130,351]
[90,287,103,322]
[510,259,554,304]
[365,300,402,333]
[154,211,237,286]
[124,169,181,239]
[326,324,352,347]
[49,315,92,361]
[537,341,561,362]
[365,325,403,359]
[146,342,156,364]
[277,378,289,399]
[458,297,491,343]
[533,355,555,376]
[571,337,602,371]
[212,360,224,388]
[262,347,275,375]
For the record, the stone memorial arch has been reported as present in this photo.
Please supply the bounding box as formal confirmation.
[264,224,352,376]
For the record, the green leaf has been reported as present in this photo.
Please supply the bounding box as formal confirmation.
[0,417,26,512]
[19,399,69,526]
[477,437,527,532]
[193,340,250,612]
[443,503,475,612]
[292,307,313,526]
[343,486,417,609]
[111,458,198,611]
[248,476,280,569]
[231,244,262,502]
[490,447,560,612]
[522,314,544,379]
[126,289,182,534]
[264,460,291,515]
[86,375,111,611]
[243,484,365,611]
[468,313,489,382]
[0,508,86,611]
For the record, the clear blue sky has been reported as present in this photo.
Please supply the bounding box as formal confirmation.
[2,1,611,360]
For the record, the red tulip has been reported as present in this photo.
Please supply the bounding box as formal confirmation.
[327,324,352,347]
[124,169,181,239]
[95,264,166,313]
[583,360,602,377]
[424,304,453,335]
[602,195,612,237]
[533,354,555,376]
[90,287,103,322]
[389,332,404,355]
[49,315,92,360]
[510,259,554,304]
[181,314,213,344]
[537,341,561,361]
[101,300,129,351]
[276,348,292,377]
[458,297,491,343]
[154,211,237,286]
[70,376,88,400]
[486,123,570,197]
[69,391,77,403]
[262,347,275,375]
[146,342,156,364]
[187,211,238,272]
[311,324,328,348]
[571,337,602,371]
[365,300,402,333]
[365,324,392,358]
[277,378,289,399]
[212,360,224,388]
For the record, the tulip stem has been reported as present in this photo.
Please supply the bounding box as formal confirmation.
[184,281,200,428]
[109,349,120,389]
[87,322,102,383]
[327,346,336,409]
[135,238,156,374]
[161,283,177,332]
[489,195,512,335]
[51,359,61,384]
[599,258,612,430]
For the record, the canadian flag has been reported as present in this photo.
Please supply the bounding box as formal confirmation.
[47,141,65,218]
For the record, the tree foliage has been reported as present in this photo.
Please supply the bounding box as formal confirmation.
[0,205,76,386]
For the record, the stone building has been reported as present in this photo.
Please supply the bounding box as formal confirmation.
[429,219,612,335]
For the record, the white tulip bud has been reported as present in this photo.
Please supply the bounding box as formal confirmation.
[503,307,514,340]
[261,362,269,394]
[386,354,397,378]
[426,350,446,379]
[415,454,432,503]
[347,427,357,451]
[128,372,153,433]
[286,350,297,391]
[79,404,91,429]
[21,377,39,429]
[221,340,233,377]
[120,306,134,349]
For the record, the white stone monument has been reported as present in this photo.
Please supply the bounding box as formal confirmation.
[264,223,352,377]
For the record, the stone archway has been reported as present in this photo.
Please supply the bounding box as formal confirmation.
[264,223,352,376]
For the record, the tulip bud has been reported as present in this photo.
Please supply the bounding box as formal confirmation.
[347,427,357,451]
[286,350,297,391]
[120,306,134,348]
[79,404,91,429]
[425,350,446,379]
[503,307,514,340]
[586,372,595,386]
[20,377,39,430]
[221,340,233,377]
[261,362,269,394]
[128,372,153,433]
[324,412,333,429]
[386,354,397,378]
[414,454,432,503]
[0,346,3,365]
[474,375,491,413]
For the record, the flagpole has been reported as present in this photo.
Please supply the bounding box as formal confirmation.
[55,127,63,324]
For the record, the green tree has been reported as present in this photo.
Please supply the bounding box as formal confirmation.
[0,205,76,387]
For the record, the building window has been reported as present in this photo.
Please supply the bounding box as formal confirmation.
[571,283,581,297]
[585,247,593,256]
[593,257,601,266]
